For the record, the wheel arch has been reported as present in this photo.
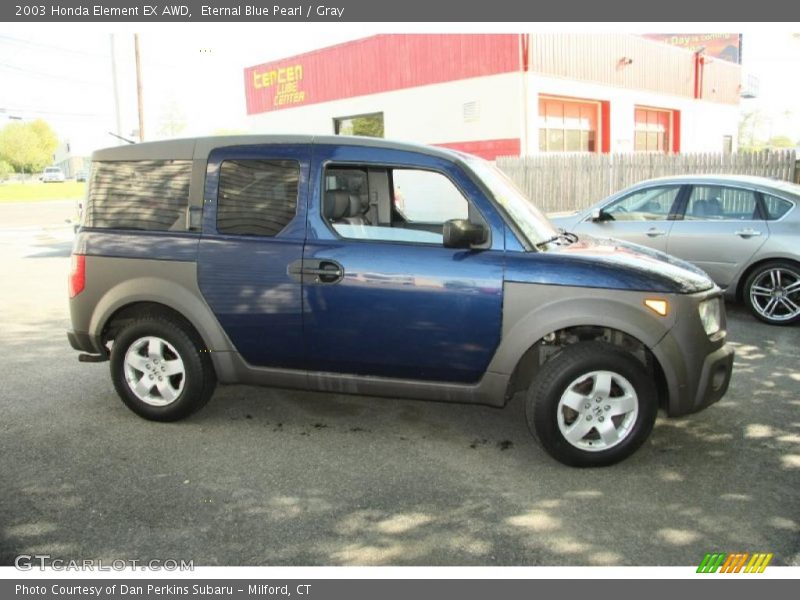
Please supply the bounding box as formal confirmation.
[90,275,235,357]
[735,256,800,301]
[491,287,678,409]
[503,324,671,412]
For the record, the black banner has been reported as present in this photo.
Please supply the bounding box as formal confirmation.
[2,0,799,22]
[3,579,798,599]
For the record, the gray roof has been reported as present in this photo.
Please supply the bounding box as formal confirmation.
[628,174,800,198]
[90,135,464,162]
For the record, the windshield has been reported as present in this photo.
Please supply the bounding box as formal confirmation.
[467,158,558,248]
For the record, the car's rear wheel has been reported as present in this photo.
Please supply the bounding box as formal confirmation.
[526,342,658,467]
[744,261,800,325]
[110,317,216,421]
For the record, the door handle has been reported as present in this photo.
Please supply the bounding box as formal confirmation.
[287,259,344,284]
[735,229,762,238]
[303,262,343,284]
[645,228,666,237]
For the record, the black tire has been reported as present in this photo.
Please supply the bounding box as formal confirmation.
[526,341,658,467]
[743,260,800,326]
[110,317,216,421]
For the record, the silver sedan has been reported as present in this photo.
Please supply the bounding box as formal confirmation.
[550,175,800,325]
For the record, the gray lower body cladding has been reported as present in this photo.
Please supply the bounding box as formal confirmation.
[496,282,734,417]
[69,255,733,415]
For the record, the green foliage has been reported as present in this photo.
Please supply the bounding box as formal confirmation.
[738,143,767,152]
[212,128,248,136]
[350,116,384,138]
[156,100,188,138]
[0,182,85,202]
[336,115,384,138]
[0,160,13,181]
[768,135,795,149]
[0,119,59,173]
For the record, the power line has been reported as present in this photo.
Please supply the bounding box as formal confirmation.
[0,34,185,70]
[1,107,112,118]
[0,34,107,58]
[0,62,108,87]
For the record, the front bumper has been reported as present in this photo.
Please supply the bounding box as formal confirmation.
[691,341,734,413]
[651,292,735,417]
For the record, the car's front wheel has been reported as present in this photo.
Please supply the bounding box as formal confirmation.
[526,342,658,467]
[744,261,800,325]
[110,317,216,421]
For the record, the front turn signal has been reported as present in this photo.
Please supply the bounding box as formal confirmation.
[644,298,669,317]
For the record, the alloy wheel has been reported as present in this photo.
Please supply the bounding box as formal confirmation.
[123,336,186,406]
[557,370,639,452]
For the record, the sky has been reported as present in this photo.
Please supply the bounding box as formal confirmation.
[1,24,798,154]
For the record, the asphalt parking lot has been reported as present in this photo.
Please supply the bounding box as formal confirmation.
[0,200,798,567]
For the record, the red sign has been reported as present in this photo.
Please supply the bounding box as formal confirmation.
[244,34,522,115]
[643,34,742,63]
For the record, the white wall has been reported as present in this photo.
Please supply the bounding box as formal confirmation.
[246,70,739,156]
[526,73,740,154]
[246,72,524,146]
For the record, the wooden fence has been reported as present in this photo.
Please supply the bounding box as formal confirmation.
[496,151,798,214]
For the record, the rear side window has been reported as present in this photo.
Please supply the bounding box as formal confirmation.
[685,186,758,220]
[86,160,191,231]
[762,194,794,220]
[217,160,299,237]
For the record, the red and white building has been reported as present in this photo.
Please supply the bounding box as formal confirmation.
[244,34,742,160]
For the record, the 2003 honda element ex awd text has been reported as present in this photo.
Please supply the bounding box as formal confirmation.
[67,136,734,467]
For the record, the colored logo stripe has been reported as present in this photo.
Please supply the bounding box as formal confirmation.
[697,553,726,573]
[697,552,773,573]
[745,553,773,573]
[720,553,749,573]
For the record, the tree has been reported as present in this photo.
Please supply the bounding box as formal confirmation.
[156,100,187,139]
[0,160,12,181]
[0,119,58,174]
[212,128,247,136]
[351,116,384,138]
[737,110,766,151]
[768,135,795,149]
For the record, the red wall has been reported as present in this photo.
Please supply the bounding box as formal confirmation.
[245,34,522,115]
[434,138,521,160]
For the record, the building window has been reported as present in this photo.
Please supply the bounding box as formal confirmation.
[538,97,599,153]
[217,159,299,237]
[462,101,480,122]
[333,112,384,138]
[634,107,673,153]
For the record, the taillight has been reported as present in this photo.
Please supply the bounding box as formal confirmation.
[69,254,85,298]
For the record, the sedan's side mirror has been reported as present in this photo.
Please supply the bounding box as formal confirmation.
[443,219,488,249]
[591,208,612,222]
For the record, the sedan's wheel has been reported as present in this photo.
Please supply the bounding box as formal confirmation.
[744,261,800,325]
[526,342,657,467]
[110,317,216,421]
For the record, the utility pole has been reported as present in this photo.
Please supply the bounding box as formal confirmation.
[134,33,145,142]
[109,34,122,142]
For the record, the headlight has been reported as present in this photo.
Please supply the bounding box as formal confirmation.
[698,298,721,336]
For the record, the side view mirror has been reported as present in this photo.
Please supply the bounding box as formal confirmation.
[591,208,612,222]
[443,219,488,249]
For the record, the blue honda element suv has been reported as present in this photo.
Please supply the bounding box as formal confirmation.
[68,136,734,466]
